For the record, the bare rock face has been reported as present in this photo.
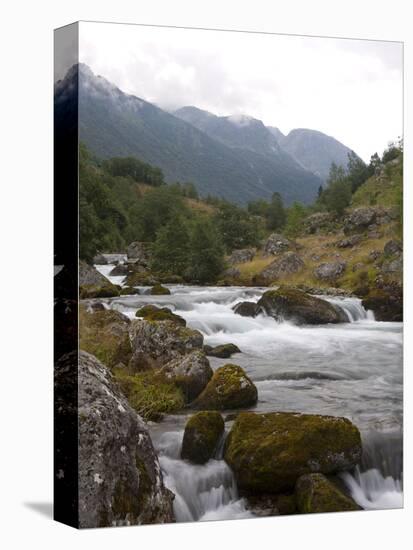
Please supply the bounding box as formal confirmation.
[228,248,256,265]
[160,350,213,403]
[76,351,175,527]
[263,234,295,256]
[256,252,305,284]
[128,319,204,371]
[313,261,346,282]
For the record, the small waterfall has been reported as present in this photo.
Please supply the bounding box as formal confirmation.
[323,296,374,322]
[340,430,403,510]
[155,430,252,522]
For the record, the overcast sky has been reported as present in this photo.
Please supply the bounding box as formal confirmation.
[78,22,403,162]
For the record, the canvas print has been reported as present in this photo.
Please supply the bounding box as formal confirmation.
[54,22,403,528]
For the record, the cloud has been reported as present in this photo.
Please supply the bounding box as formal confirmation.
[79,22,403,162]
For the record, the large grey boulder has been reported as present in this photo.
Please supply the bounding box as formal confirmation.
[160,350,213,403]
[75,351,174,527]
[263,234,294,256]
[304,212,336,234]
[344,207,376,234]
[233,301,258,317]
[313,261,346,282]
[257,252,304,284]
[128,319,204,371]
[384,239,402,257]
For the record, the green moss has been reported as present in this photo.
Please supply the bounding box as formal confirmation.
[181,411,225,464]
[295,473,360,513]
[79,306,132,369]
[204,343,241,358]
[224,412,362,494]
[136,305,186,326]
[114,368,185,421]
[79,283,120,299]
[192,364,257,410]
[119,286,140,296]
[150,284,171,295]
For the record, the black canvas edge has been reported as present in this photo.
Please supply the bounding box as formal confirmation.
[53,22,80,529]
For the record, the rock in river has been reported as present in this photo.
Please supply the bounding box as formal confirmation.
[79,260,119,299]
[224,412,362,494]
[203,343,241,358]
[256,287,347,325]
[129,319,204,371]
[160,350,213,403]
[75,351,174,527]
[295,473,360,514]
[181,411,225,464]
[192,364,258,410]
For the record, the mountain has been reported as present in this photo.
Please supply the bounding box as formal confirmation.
[55,64,323,205]
[279,129,357,182]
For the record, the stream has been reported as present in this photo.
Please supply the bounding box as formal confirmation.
[95,265,404,521]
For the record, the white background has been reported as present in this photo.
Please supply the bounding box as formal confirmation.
[0,1,410,548]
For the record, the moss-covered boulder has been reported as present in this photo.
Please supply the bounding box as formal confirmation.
[150,284,171,295]
[257,287,347,325]
[128,319,204,371]
[119,286,140,296]
[362,287,403,322]
[204,343,241,358]
[79,260,120,298]
[79,306,132,369]
[192,364,258,410]
[224,412,362,494]
[136,305,186,326]
[125,272,159,287]
[295,473,360,514]
[160,350,213,403]
[181,411,225,464]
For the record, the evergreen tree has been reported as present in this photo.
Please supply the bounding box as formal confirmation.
[187,219,225,283]
[267,192,286,231]
[285,202,307,237]
[151,218,191,275]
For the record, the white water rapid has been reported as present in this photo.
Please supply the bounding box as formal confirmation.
[92,271,403,520]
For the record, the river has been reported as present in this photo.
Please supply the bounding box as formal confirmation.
[95,265,403,521]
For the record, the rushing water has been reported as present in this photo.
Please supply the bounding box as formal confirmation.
[94,267,404,520]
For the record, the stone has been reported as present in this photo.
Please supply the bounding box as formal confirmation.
[192,364,258,410]
[222,267,241,279]
[245,494,297,517]
[79,261,120,298]
[128,319,204,371]
[304,212,336,234]
[313,261,346,282]
[93,253,109,265]
[256,252,304,284]
[119,286,140,296]
[233,301,258,317]
[160,350,213,403]
[295,473,360,513]
[126,241,151,265]
[150,284,171,295]
[362,287,403,322]
[263,234,295,256]
[256,287,347,325]
[336,235,363,248]
[79,307,132,369]
[344,207,377,234]
[384,239,402,257]
[203,343,241,358]
[109,264,129,276]
[69,351,174,527]
[136,305,186,326]
[224,412,362,494]
[228,248,256,265]
[181,412,225,464]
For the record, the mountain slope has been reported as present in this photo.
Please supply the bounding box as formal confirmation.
[56,64,323,205]
[280,129,357,182]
